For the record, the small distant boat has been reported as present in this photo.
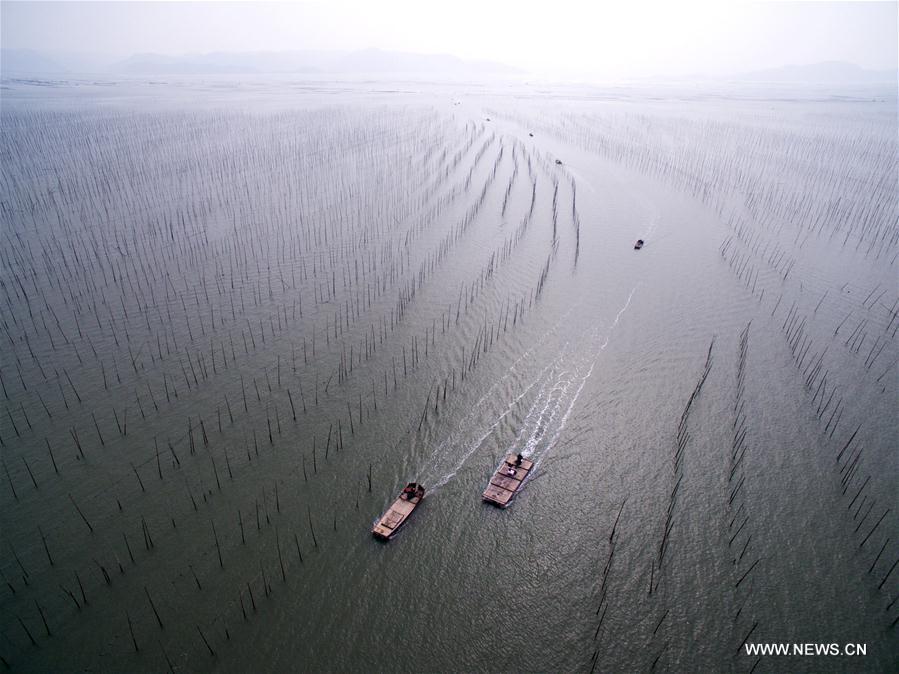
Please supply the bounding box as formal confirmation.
[555,159,563,165]
[372,483,425,540]
[482,454,533,508]
[634,239,645,250]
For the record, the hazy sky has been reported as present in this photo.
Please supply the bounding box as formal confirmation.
[2,1,897,78]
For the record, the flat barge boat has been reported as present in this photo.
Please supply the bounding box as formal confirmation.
[372,483,425,540]
[482,454,533,508]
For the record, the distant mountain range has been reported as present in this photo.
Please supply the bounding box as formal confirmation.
[1,49,68,74]
[2,50,896,85]
[1,48,519,76]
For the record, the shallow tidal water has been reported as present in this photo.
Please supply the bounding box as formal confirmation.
[0,76,897,672]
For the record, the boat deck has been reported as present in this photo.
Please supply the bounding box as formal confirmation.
[372,490,423,540]
[482,454,534,507]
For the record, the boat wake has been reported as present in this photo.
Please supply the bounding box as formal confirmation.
[509,285,636,477]
[419,304,580,491]
[422,286,638,494]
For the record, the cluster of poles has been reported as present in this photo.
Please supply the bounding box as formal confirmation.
[0,99,586,668]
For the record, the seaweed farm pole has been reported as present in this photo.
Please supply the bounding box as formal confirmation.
[123,532,135,563]
[141,517,154,549]
[9,542,29,584]
[75,571,87,605]
[276,527,286,581]
[418,384,434,432]
[196,625,216,657]
[307,506,318,548]
[35,600,51,636]
[131,463,145,492]
[288,388,296,421]
[22,457,38,490]
[185,564,201,591]
[211,520,223,568]
[610,498,626,543]
[144,587,164,629]
[60,584,81,610]
[45,438,59,474]
[38,526,53,566]
[69,494,93,532]
[293,532,304,564]
[91,412,104,446]
[736,622,759,656]
[70,427,85,459]
[2,458,17,500]
[867,539,889,574]
[260,561,270,597]
[127,611,139,652]
[877,555,899,589]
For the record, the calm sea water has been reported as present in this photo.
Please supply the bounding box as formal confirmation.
[1,76,896,672]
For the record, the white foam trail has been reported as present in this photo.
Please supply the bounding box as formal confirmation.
[419,303,580,490]
[424,285,638,494]
[514,285,637,472]
[600,285,637,349]
[425,366,549,490]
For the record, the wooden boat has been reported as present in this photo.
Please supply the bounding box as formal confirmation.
[372,483,425,540]
[482,454,534,508]
[634,239,645,250]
